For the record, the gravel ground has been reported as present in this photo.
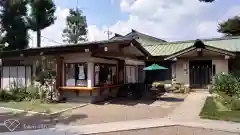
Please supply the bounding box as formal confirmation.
[0,93,186,132]
[63,93,186,125]
[91,126,239,135]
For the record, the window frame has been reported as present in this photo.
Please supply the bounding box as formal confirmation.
[94,63,118,87]
[125,65,137,84]
[64,62,88,86]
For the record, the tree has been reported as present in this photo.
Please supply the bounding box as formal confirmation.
[62,8,88,44]
[0,0,29,50]
[28,0,56,47]
[218,16,240,36]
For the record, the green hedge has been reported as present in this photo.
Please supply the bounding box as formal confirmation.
[200,97,240,122]
[216,92,240,111]
[0,85,47,102]
[211,73,240,111]
[213,73,240,98]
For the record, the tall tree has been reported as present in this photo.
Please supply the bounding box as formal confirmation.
[218,16,240,36]
[0,0,29,50]
[62,8,88,44]
[28,0,56,47]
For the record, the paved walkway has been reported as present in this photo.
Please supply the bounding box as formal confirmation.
[1,91,240,135]
[166,91,209,121]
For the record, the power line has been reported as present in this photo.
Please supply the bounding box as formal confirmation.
[41,36,63,45]
[104,29,113,39]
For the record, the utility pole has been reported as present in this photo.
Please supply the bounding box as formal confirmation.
[104,29,113,39]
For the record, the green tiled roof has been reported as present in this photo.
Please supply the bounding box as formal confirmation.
[144,42,192,56]
[144,36,240,56]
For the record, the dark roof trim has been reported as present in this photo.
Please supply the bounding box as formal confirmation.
[164,46,196,60]
[205,46,235,56]
[125,29,166,42]
[0,39,135,58]
[145,36,240,47]
[131,39,151,56]
[109,33,124,40]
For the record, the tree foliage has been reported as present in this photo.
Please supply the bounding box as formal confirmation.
[0,0,29,50]
[62,8,88,44]
[28,0,56,47]
[218,16,240,36]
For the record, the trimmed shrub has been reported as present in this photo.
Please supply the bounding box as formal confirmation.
[26,85,41,100]
[213,73,240,97]
[216,91,240,111]
[0,83,51,102]
[0,90,12,101]
[231,99,240,111]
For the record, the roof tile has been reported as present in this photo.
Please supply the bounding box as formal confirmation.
[144,36,240,56]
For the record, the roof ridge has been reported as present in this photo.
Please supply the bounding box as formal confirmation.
[144,36,240,47]
[201,36,240,42]
[124,29,166,42]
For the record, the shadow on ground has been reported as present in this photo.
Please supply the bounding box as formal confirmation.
[96,94,185,106]
[159,97,185,102]
[0,111,88,133]
[105,98,156,106]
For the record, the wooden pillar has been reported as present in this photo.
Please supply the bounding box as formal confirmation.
[118,60,125,84]
[0,69,1,89]
[56,56,63,94]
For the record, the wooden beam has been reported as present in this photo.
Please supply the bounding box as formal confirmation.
[93,51,140,59]
[179,56,226,60]
[118,43,130,49]
[55,56,64,97]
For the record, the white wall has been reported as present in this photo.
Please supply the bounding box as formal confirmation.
[125,59,145,65]
[175,60,189,86]
[212,59,229,74]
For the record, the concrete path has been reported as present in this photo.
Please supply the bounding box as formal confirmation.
[166,91,209,121]
[1,91,240,135]
[1,118,240,135]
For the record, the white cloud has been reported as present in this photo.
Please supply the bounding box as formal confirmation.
[223,6,240,19]
[30,1,240,47]
[195,5,240,39]
[88,0,215,41]
[196,21,222,38]
[89,0,240,41]
[88,25,108,41]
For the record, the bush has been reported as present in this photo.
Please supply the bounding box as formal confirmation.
[216,91,240,111]
[0,77,57,102]
[0,84,47,102]
[213,73,240,97]
[208,84,214,94]
[152,81,165,87]
[0,90,12,101]
[231,99,240,111]
[26,85,41,100]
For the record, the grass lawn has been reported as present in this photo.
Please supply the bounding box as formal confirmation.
[200,97,240,122]
[0,100,82,114]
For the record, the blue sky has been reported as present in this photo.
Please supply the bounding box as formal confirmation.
[55,0,128,27]
[32,0,240,47]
